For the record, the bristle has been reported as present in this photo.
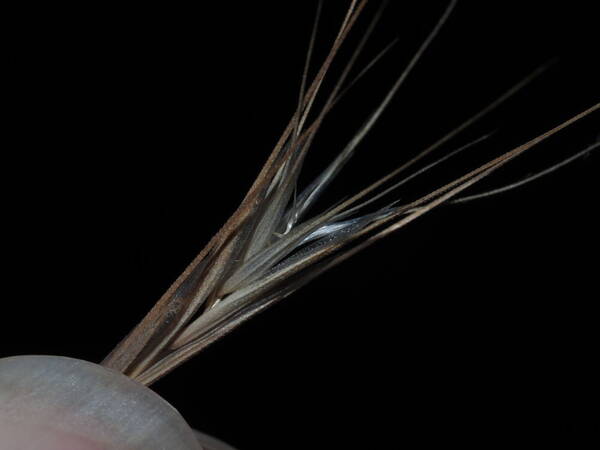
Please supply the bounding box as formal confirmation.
[453,141,600,204]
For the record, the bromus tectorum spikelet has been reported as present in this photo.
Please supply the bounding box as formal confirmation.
[100,0,598,387]
[1,1,598,448]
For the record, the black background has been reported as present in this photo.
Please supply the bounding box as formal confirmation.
[2,1,599,448]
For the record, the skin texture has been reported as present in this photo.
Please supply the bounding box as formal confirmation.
[0,420,107,450]
[0,356,202,450]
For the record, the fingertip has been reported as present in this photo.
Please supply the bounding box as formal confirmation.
[0,355,202,450]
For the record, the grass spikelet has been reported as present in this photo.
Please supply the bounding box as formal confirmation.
[100,1,599,387]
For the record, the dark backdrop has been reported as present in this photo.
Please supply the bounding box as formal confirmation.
[2,1,598,448]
